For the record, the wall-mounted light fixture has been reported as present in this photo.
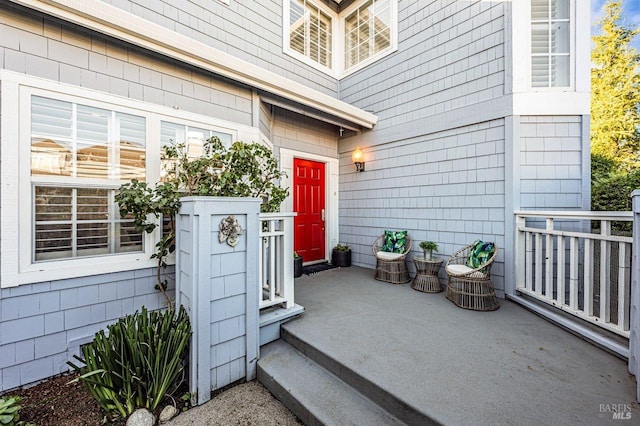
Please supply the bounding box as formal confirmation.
[352,146,365,172]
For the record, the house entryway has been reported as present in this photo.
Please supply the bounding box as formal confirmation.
[293,158,326,263]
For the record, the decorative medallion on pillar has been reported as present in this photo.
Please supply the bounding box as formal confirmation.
[219,215,243,247]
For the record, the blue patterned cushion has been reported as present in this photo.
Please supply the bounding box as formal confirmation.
[465,240,495,269]
[382,230,407,253]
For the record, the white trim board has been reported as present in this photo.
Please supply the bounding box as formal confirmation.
[9,0,377,129]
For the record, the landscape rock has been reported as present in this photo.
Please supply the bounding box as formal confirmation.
[127,408,155,426]
[159,405,179,423]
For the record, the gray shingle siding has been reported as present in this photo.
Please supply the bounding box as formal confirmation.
[0,3,254,126]
[519,116,587,210]
[339,1,505,130]
[339,119,506,294]
[0,269,171,391]
[271,107,339,158]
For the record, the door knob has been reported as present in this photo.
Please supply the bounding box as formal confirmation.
[321,209,325,221]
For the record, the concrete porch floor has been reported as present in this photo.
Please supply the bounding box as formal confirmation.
[284,266,638,425]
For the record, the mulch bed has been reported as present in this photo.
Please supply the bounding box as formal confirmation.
[8,373,188,425]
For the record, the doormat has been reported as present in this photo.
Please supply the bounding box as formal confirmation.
[303,262,338,275]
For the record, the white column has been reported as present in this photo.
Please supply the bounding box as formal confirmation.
[630,190,640,402]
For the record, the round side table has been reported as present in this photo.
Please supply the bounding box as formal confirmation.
[412,257,443,293]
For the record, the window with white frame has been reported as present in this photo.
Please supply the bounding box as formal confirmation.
[31,96,146,261]
[1,72,253,286]
[531,0,571,87]
[344,0,392,71]
[283,0,397,77]
[288,0,333,69]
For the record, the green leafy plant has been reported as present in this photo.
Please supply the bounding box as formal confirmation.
[294,251,301,258]
[68,306,192,420]
[116,137,288,306]
[333,244,350,252]
[419,241,438,251]
[0,397,21,426]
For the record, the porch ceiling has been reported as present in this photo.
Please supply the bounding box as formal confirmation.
[286,266,638,424]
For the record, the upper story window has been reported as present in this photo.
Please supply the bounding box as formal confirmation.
[289,0,333,68]
[283,0,397,78]
[344,0,392,71]
[531,0,571,87]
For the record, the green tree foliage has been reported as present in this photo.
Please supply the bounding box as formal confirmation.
[591,0,640,171]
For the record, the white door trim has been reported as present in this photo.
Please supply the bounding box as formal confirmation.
[280,149,339,263]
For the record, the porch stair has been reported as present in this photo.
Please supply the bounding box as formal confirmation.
[258,328,437,426]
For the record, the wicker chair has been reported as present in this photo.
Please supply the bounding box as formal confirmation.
[372,234,412,284]
[445,243,499,311]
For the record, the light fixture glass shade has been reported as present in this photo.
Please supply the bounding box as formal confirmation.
[352,146,364,163]
[352,146,365,172]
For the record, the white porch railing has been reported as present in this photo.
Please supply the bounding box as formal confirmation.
[515,211,633,338]
[259,212,296,310]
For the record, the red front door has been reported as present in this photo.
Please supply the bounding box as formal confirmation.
[293,158,326,262]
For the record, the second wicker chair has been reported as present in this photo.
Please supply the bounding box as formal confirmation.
[445,241,499,311]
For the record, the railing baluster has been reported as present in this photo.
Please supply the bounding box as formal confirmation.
[618,242,631,331]
[583,239,593,316]
[557,235,565,305]
[545,218,554,299]
[569,236,579,309]
[525,230,533,291]
[600,220,611,324]
[535,232,543,294]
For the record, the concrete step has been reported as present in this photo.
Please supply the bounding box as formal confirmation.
[279,328,438,426]
[258,339,406,426]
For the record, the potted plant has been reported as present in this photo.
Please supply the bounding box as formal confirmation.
[419,241,439,260]
[331,244,351,267]
[294,252,303,278]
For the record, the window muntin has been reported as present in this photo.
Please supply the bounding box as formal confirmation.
[160,121,233,178]
[531,0,570,87]
[289,0,333,68]
[344,0,392,70]
[30,95,146,262]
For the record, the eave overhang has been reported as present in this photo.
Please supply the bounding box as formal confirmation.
[9,0,378,129]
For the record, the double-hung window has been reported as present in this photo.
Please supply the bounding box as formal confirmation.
[531,0,571,87]
[31,96,146,261]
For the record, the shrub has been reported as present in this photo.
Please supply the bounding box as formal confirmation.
[333,244,350,252]
[0,397,21,426]
[68,306,192,419]
[116,137,288,305]
[591,168,640,212]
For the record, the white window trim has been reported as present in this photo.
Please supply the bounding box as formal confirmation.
[338,0,399,78]
[0,70,260,287]
[515,0,576,92]
[282,0,398,79]
[283,0,340,78]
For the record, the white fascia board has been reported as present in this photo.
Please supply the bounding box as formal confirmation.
[512,92,590,116]
[10,0,377,129]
